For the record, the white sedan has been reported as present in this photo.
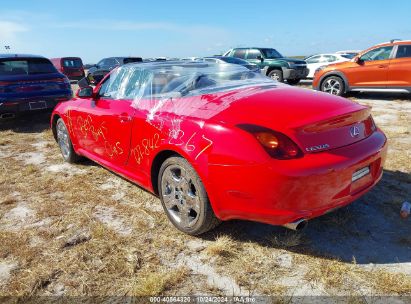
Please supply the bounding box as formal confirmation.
[304,53,353,78]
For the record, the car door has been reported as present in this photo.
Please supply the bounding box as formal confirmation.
[76,73,134,166]
[387,44,411,87]
[346,46,393,87]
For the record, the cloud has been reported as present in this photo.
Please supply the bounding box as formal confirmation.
[0,21,28,43]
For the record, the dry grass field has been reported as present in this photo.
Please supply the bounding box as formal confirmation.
[0,85,410,299]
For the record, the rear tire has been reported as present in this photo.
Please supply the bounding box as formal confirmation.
[158,156,221,235]
[268,69,284,82]
[56,118,81,163]
[321,76,344,96]
[287,79,301,85]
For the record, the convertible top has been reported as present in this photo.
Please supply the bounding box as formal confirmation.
[100,61,274,105]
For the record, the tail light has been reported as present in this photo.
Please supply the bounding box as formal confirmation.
[0,81,12,94]
[363,115,376,136]
[238,124,303,160]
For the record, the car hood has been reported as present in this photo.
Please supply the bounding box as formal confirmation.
[266,58,306,65]
[324,59,356,70]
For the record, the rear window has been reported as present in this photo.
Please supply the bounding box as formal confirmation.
[63,58,83,68]
[123,57,143,64]
[0,58,57,76]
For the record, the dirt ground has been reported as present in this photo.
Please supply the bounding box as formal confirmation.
[0,84,410,299]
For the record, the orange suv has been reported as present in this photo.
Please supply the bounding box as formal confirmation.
[313,40,411,96]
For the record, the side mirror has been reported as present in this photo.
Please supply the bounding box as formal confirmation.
[257,55,264,62]
[354,57,363,64]
[76,86,94,98]
[78,77,90,88]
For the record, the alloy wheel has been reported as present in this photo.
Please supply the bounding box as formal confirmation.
[161,165,201,228]
[57,121,70,159]
[323,79,341,95]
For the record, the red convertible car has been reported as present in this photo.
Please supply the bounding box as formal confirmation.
[51,62,387,235]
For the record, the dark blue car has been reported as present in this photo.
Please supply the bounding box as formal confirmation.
[0,54,72,119]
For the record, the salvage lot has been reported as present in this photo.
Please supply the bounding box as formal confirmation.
[0,84,410,297]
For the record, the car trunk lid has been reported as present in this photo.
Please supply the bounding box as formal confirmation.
[211,85,375,152]
[0,73,69,97]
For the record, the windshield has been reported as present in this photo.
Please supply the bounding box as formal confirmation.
[0,58,57,76]
[260,48,283,59]
[63,58,83,68]
[99,62,274,105]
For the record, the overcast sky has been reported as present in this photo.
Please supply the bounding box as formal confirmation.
[1,0,410,63]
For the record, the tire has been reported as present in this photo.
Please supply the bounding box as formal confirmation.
[158,156,221,235]
[321,76,344,96]
[56,118,81,163]
[268,69,284,82]
[287,79,301,85]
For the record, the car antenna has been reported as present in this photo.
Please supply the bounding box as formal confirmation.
[390,39,402,43]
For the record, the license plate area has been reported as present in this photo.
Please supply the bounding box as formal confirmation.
[352,166,370,182]
[350,165,372,194]
[29,101,47,110]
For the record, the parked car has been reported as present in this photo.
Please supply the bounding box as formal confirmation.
[83,63,95,70]
[223,47,308,84]
[336,50,361,57]
[87,57,143,84]
[50,57,85,80]
[0,54,71,119]
[203,56,260,72]
[51,61,387,235]
[313,40,411,96]
[304,53,352,78]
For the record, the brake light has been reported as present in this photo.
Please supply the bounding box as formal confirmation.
[363,115,376,136]
[0,81,12,93]
[238,124,303,160]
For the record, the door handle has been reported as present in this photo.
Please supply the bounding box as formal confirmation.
[119,114,132,123]
[378,65,387,68]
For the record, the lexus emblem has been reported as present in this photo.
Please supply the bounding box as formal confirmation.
[350,126,360,137]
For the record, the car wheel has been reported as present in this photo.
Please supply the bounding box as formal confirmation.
[56,118,81,163]
[321,76,344,96]
[268,69,284,82]
[287,79,301,85]
[158,156,221,235]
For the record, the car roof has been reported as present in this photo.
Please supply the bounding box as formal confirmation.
[307,53,343,57]
[0,54,47,59]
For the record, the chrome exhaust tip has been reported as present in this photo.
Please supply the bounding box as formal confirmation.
[282,219,308,231]
[0,113,16,120]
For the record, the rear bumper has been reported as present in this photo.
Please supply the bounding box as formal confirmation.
[206,130,387,226]
[0,93,72,115]
[283,68,309,80]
